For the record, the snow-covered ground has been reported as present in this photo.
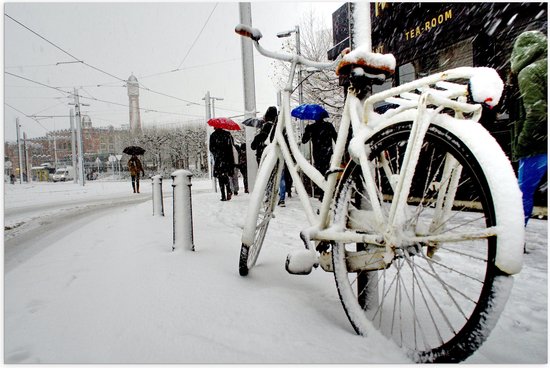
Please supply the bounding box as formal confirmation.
[3,178,548,363]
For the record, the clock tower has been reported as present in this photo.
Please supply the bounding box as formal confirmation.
[127,73,142,133]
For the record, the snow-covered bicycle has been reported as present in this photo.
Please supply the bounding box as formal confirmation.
[235,24,524,363]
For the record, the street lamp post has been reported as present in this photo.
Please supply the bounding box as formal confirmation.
[277,25,302,105]
[15,117,24,183]
[202,92,224,191]
[277,25,314,196]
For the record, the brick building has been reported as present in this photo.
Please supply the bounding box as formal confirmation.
[4,115,130,179]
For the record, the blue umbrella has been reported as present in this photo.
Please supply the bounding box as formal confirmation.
[291,104,329,121]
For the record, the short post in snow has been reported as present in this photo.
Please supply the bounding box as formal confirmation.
[171,169,194,251]
[151,174,164,216]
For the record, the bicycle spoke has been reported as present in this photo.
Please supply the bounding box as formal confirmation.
[331,120,512,362]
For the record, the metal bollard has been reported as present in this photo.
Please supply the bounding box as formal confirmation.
[171,169,194,251]
[151,175,164,216]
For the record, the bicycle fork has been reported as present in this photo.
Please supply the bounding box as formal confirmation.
[349,92,446,266]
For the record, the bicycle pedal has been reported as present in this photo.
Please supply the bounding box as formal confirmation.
[285,250,317,275]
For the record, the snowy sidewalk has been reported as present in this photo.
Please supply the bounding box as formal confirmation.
[3,179,548,363]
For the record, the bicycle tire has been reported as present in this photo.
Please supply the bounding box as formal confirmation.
[239,158,281,276]
[331,120,516,362]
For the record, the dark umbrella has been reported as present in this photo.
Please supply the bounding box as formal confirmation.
[123,146,146,155]
[291,104,329,121]
[207,117,241,131]
[241,117,265,128]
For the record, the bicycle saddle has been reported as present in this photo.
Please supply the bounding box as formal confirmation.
[336,46,396,81]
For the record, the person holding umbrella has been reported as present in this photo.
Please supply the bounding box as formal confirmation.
[128,154,145,193]
[209,127,236,201]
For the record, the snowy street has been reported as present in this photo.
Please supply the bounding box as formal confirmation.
[3,179,548,363]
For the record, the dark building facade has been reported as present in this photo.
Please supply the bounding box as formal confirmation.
[329,2,547,211]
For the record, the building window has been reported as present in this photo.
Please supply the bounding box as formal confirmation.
[398,63,416,85]
[411,37,474,79]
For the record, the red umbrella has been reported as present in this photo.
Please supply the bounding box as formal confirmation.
[207,117,241,131]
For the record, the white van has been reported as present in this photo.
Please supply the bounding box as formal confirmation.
[52,166,75,182]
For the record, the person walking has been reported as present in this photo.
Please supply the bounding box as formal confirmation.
[250,106,293,206]
[209,127,235,201]
[236,142,249,193]
[277,165,293,207]
[230,138,240,195]
[128,154,145,193]
[301,115,337,199]
[508,30,547,229]
[251,106,278,165]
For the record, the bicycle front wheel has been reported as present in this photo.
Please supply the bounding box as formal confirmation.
[239,154,281,276]
[331,120,517,362]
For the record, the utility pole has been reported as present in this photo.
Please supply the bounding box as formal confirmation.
[53,135,58,168]
[16,118,24,184]
[239,2,259,191]
[295,26,303,106]
[203,91,214,190]
[70,88,88,186]
[210,96,224,118]
[23,132,29,182]
[69,108,77,183]
[203,91,224,191]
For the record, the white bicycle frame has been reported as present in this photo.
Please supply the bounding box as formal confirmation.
[241,31,522,274]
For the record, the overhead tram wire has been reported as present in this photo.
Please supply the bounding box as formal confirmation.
[30,100,71,117]
[176,3,218,70]
[5,71,71,96]
[4,13,207,108]
[5,103,50,132]
[5,63,63,69]
[137,58,240,80]
[5,72,202,119]
[4,13,82,63]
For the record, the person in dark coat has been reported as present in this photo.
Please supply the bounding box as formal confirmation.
[251,106,278,165]
[236,142,249,193]
[209,127,236,201]
[250,106,294,206]
[508,30,547,227]
[128,154,145,193]
[302,116,337,199]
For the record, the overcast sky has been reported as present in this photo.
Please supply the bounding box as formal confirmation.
[4,1,343,141]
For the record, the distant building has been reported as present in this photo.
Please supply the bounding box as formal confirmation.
[127,73,142,134]
[4,115,130,178]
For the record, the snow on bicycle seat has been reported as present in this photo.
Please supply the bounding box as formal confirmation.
[336,45,396,80]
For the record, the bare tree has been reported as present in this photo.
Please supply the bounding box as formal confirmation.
[272,9,344,123]
[136,122,208,176]
[138,127,169,172]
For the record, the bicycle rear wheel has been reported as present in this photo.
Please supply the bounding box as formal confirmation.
[331,120,516,362]
[239,156,281,276]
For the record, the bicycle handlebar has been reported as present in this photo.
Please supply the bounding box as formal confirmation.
[235,24,339,71]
